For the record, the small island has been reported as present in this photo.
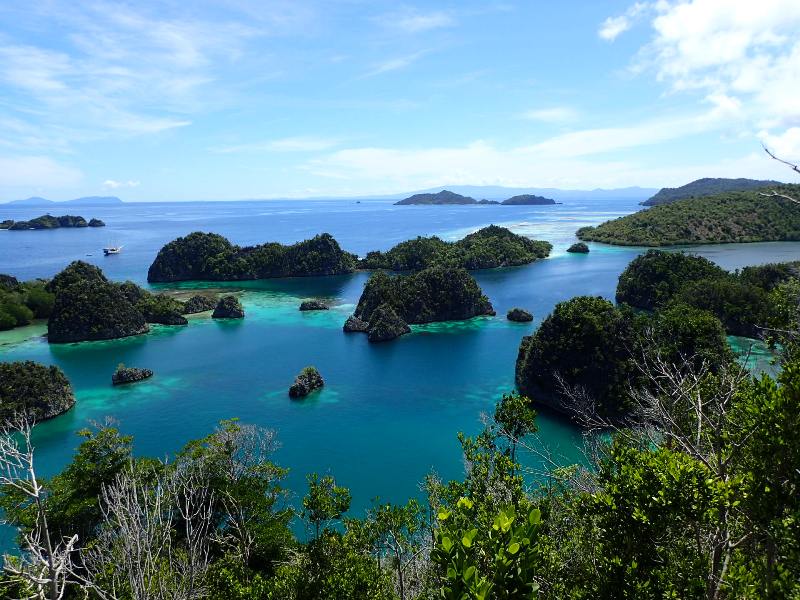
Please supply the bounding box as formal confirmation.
[567,242,589,253]
[147,232,358,283]
[507,307,533,322]
[182,295,217,314]
[394,189,556,206]
[346,267,494,342]
[0,361,76,421]
[213,295,245,319]
[641,177,782,206]
[112,364,154,386]
[361,225,551,271]
[299,300,329,311]
[577,185,800,246]
[5,214,106,230]
[288,366,325,398]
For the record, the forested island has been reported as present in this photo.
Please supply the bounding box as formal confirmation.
[1,214,105,230]
[394,189,556,205]
[576,184,800,246]
[0,361,75,421]
[148,232,358,282]
[0,274,54,331]
[361,225,551,271]
[642,177,782,206]
[346,267,494,341]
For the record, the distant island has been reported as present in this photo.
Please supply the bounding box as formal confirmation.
[394,189,556,206]
[577,185,800,246]
[5,195,123,206]
[148,232,358,283]
[361,225,551,271]
[2,214,105,230]
[641,178,781,206]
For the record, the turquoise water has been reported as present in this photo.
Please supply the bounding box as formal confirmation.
[0,198,795,544]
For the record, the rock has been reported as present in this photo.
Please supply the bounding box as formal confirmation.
[567,242,589,253]
[0,220,13,230]
[182,295,217,314]
[343,315,369,332]
[88,218,105,227]
[288,366,325,398]
[47,261,150,344]
[212,295,245,319]
[112,365,153,385]
[507,308,533,322]
[0,361,76,421]
[0,274,20,290]
[367,304,411,343]
[299,300,329,311]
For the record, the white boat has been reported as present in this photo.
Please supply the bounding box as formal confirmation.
[103,245,123,255]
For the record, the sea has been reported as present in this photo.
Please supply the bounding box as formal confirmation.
[0,197,796,544]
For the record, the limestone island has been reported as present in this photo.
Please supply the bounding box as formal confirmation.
[394,190,556,206]
[213,295,245,319]
[507,308,533,322]
[567,242,589,253]
[112,365,154,386]
[182,294,217,314]
[46,261,190,343]
[346,267,495,342]
[361,225,551,271]
[147,232,358,283]
[0,361,75,421]
[501,194,556,205]
[5,214,106,230]
[299,300,329,311]
[289,366,324,398]
[577,184,800,246]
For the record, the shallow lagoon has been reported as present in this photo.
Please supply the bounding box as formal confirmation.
[0,198,796,542]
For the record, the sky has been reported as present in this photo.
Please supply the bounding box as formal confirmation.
[0,0,799,201]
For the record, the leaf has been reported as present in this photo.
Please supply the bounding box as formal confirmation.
[528,508,541,525]
[438,509,451,521]
[508,542,521,555]
[463,565,476,583]
[442,536,453,552]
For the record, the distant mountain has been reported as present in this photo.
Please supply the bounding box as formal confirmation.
[6,196,123,205]
[642,178,781,206]
[502,194,556,206]
[399,185,658,203]
[395,190,491,205]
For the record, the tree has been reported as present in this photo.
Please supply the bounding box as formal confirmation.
[491,392,537,467]
[302,473,351,540]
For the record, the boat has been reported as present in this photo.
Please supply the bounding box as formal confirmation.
[103,245,123,255]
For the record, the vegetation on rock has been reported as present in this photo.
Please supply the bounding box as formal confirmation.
[288,366,325,398]
[577,185,800,246]
[361,225,551,271]
[0,275,54,331]
[394,190,481,205]
[182,294,217,314]
[212,295,245,319]
[642,177,781,206]
[299,300,328,311]
[566,242,589,253]
[5,214,104,230]
[0,361,75,421]
[112,364,154,385]
[501,194,556,205]
[506,307,533,322]
[366,304,411,343]
[147,231,358,283]
[342,315,368,333]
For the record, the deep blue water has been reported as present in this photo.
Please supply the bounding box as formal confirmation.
[0,198,796,544]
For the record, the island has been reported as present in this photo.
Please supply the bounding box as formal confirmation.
[507,307,533,322]
[112,365,154,385]
[361,225,551,271]
[642,177,782,206]
[0,361,76,421]
[299,300,329,311]
[394,189,556,206]
[0,274,54,331]
[501,194,556,205]
[46,261,193,343]
[5,214,106,230]
[289,366,325,398]
[182,294,217,314]
[567,242,589,253]
[0,220,12,229]
[346,267,495,342]
[213,295,245,319]
[576,185,800,246]
[147,232,358,283]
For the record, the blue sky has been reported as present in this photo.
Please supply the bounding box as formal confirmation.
[0,0,798,201]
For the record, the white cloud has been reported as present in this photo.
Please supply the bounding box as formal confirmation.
[214,136,341,153]
[521,107,579,123]
[363,51,429,77]
[0,156,82,189]
[598,2,648,41]
[392,11,454,33]
[103,179,141,189]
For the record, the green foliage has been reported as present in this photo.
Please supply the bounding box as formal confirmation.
[642,177,781,206]
[578,185,800,245]
[0,276,55,330]
[432,498,542,600]
[361,225,551,271]
[354,267,494,325]
[302,473,352,539]
[673,277,769,337]
[147,231,358,282]
[0,360,75,422]
[7,214,90,230]
[492,392,537,465]
[645,304,733,371]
